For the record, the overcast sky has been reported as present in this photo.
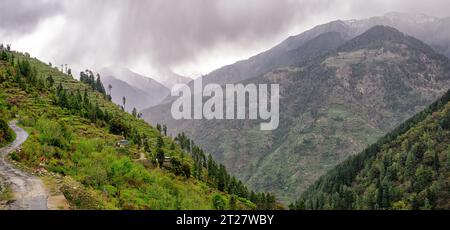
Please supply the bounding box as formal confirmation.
[1,0,449,79]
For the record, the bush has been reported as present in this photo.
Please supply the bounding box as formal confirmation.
[18,113,36,127]
[170,157,191,178]
[413,166,433,192]
[35,118,72,148]
[212,194,226,210]
[9,151,19,161]
[0,51,8,61]
[0,119,14,145]
[109,117,130,136]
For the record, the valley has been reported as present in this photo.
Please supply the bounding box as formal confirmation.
[143,14,450,204]
[2,10,450,210]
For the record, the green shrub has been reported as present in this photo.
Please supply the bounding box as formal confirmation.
[9,151,19,161]
[35,118,72,148]
[212,194,226,210]
[170,157,191,178]
[0,119,14,145]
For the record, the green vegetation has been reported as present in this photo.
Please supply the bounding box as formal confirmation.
[0,46,279,210]
[0,176,13,209]
[0,94,14,147]
[175,132,278,209]
[143,26,450,204]
[79,70,106,96]
[0,119,14,147]
[292,88,450,210]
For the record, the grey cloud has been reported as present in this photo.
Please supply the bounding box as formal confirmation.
[114,0,323,67]
[47,0,329,73]
[2,0,450,78]
[0,0,61,34]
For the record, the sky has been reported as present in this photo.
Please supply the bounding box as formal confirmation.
[1,0,450,80]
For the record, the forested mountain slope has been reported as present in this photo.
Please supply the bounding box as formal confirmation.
[292,88,450,210]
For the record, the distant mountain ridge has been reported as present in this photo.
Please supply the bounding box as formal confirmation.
[149,12,450,109]
[197,12,450,87]
[153,70,191,89]
[100,67,170,111]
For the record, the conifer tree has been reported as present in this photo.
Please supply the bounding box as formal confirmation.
[229,195,237,210]
[156,124,161,133]
[156,148,165,167]
[122,96,126,111]
[163,125,167,136]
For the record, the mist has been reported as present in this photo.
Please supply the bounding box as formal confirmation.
[1,0,450,79]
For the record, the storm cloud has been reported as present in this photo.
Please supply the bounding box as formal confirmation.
[1,0,450,78]
[0,0,61,34]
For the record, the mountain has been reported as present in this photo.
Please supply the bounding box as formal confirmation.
[193,12,450,87]
[194,23,352,87]
[293,88,450,210]
[346,12,450,58]
[143,26,450,203]
[152,70,191,90]
[0,48,278,210]
[145,12,450,108]
[99,67,170,111]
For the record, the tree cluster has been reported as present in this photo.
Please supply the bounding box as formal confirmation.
[292,88,450,210]
[80,70,106,95]
[55,84,111,124]
[175,132,278,210]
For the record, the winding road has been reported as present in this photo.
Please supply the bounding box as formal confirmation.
[0,121,48,210]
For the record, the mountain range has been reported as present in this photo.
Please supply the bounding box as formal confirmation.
[142,12,450,203]
[185,12,450,88]
[99,67,170,111]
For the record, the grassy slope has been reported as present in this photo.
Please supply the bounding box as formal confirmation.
[0,51,254,210]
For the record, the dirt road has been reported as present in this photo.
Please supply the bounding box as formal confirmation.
[0,120,48,210]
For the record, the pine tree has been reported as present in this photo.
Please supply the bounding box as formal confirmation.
[108,84,112,96]
[156,148,165,167]
[122,96,126,111]
[422,198,432,210]
[229,195,237,210]
[144,140,151,153]
[405,151,415,177]
[207,155,215,178]
[0,50,8,61]
[83,89,89,104]
[46,75,54,87]
[156,124,161,133]
[446,146,450,170]
[163,125,167,136]
[433,151,440,173]
[157,136,164,149]
[95,74,106,95]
